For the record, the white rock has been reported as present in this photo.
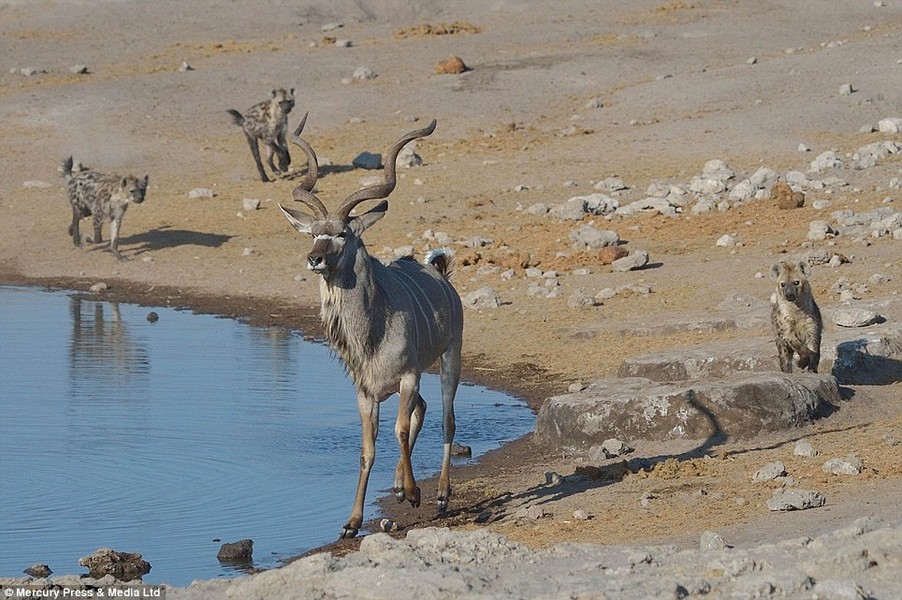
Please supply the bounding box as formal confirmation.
[464,287,502,309]
[715,234,736,247]
[822,455,863,475]
[612,251,649,272]
[188,188,215,198]
[794,440,818,457]
[810,151,843,173]
[808,220,838,241]
[352,66,376,80]
[753,461,786,482]
[877,117,902,134]
[23,180,52,189]
[833,308,880,328]
[242,198,261,211]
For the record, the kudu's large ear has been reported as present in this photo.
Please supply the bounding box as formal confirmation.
[349,200,388,235]
[279,204,314,234]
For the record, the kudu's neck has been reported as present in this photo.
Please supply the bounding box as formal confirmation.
[319,240,386,372]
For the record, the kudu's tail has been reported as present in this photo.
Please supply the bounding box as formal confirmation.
[425,248,455,280]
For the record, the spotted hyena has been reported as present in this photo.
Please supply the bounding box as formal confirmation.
[770,259,823,373]
[61,156,149,260]
[227,87,295,182]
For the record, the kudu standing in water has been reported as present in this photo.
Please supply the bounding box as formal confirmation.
[280,119,464,539]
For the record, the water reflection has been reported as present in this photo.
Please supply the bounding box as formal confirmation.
[0,286,534,586]
[68,296,150,397]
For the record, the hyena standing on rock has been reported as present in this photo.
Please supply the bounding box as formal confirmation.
[61,156,149,260]
[227,87,295,182]
[770,259,823,373]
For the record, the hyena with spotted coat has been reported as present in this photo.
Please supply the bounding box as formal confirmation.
[61,156,149,260]
[770,259,823,373]
[227,87,295,182]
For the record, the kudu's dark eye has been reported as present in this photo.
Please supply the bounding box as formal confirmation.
[336,231,347,238]
[793,280,800,285]
[780,282,785,287]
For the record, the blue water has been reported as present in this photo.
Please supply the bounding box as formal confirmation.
[0,286,533,586]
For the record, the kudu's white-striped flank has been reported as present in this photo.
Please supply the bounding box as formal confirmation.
[280,119,464,539]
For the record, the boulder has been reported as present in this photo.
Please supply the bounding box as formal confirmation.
[831,329,902,385]
[617,338,777,380]
[534,373,840,447]
[217,539,254,563]
[78,548,151,581]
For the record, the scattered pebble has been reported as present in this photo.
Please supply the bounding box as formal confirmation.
[794,440,818,457]
[188,188,215,198]
[699,531,729,551]
[822,455,864,475]
[753,461,786,482]
[766,489,826,511]
[435,56,467,74]
[463,287,502,309]
[833,308,880,328]
[23,180,52,189]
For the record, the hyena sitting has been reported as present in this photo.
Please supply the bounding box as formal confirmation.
[61,156,149,260]
[770,259,823,373]
[227,87,295,182]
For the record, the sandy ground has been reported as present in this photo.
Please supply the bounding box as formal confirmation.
[2,0,901,576]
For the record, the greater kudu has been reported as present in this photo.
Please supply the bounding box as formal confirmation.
[280,120,464,538]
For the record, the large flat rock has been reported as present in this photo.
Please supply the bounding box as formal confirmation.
[617,337,778,381]
[617,328,902,386]
[534,373,840,447]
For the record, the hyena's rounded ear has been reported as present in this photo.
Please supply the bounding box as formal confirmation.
[143,175,149,186]
[270,88,278,99]
[769,263,781,280]
[120,177,128,187]
[797,260,811,276]
[289,87,296,97]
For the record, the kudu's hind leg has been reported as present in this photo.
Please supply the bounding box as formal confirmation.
[393,375,422,508]
[437,342,461,513]
[342,394,379,539]
[394,393,426,503]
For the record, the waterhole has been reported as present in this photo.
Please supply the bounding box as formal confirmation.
[0,286,534,586]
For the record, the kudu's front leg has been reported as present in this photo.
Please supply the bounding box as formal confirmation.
[393,375,422,508]
[342,394,379,539]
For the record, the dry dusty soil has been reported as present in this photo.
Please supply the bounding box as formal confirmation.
[1,0,901,592]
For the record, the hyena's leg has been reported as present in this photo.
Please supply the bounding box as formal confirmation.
[244,133,270,182]
[806,347,820,374]
[796,347,811,372]
[108,217,124,260]
[776,340,794,373]
[69,206,82,247]
[263,138,280,176]
[91,213,104,244]
[275,132,291,172]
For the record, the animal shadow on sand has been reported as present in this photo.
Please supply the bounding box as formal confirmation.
[117,226,232,255]
[391,389,842,531]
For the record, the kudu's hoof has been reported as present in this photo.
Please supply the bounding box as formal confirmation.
[437,498,449,513]
[339,526,358,539]
[409,486,421,508]
[393,488,406,503]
